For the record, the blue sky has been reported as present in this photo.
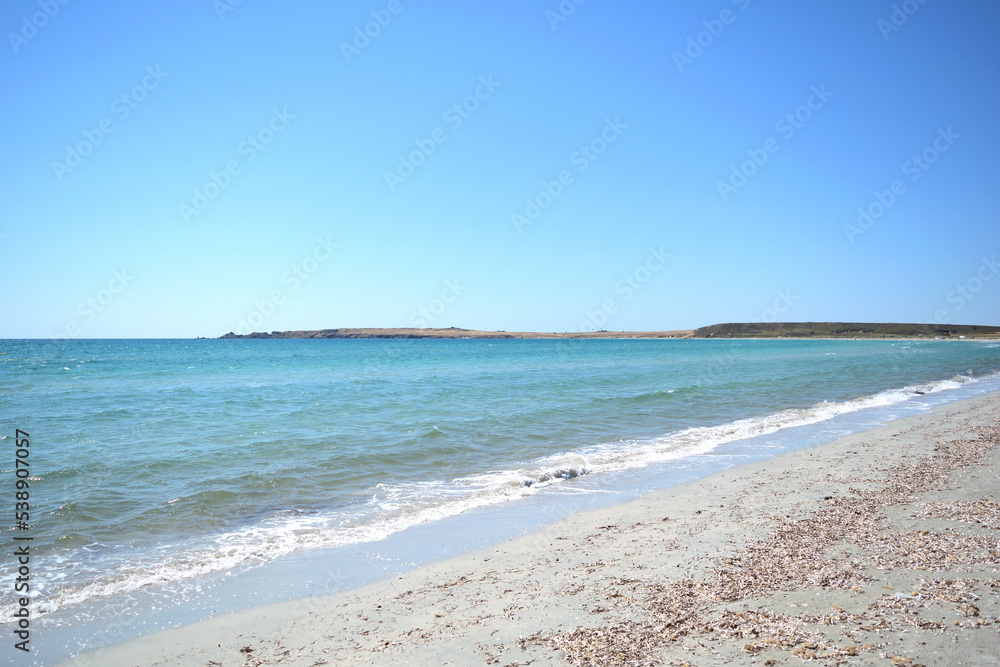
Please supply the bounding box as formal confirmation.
[1,0,998,338]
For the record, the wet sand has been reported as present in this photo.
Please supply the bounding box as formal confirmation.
[62,392,1000,666]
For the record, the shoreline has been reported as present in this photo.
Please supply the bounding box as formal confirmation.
[215,323,1000,340]
[62,391,1000,666]
[215,336,1000,342]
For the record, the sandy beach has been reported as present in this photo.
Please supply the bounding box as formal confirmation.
[62,393,1000,666]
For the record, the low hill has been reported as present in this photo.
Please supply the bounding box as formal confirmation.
[217,323,1000,340]
[218,327,694,340]
[691,322,1000,339]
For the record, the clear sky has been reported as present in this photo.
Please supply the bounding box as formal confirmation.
[2,0,998,338]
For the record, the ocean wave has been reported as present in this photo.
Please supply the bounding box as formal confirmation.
[13,370,998,619]
[598,389,679,404]
[575,372,981,474]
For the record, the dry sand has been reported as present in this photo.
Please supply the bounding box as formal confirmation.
[62,393,1000,666]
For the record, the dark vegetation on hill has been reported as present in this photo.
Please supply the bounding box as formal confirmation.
[691,322,1000,339]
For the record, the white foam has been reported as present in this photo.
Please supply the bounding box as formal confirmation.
[576,374,978,474]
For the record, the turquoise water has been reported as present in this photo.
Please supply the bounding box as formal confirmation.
[2,338,1000,642]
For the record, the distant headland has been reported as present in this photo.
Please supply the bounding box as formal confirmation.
[218,323,1000,340]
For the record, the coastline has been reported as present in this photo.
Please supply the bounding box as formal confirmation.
[215,322,1000,340]
[61,391,1000,666]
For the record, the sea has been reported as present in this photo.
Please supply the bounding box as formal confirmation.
[2,337,1000,664]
